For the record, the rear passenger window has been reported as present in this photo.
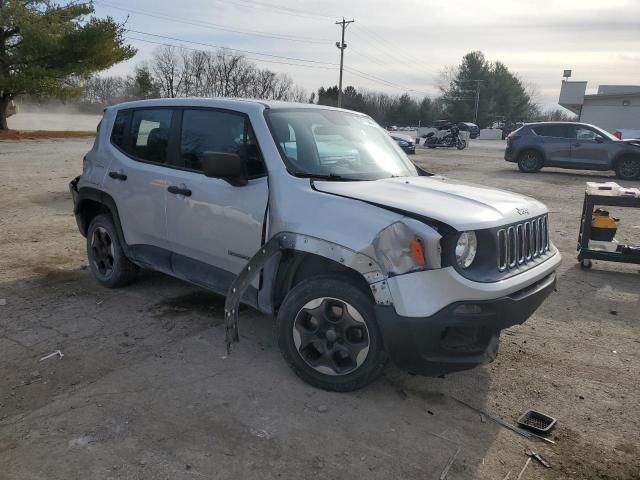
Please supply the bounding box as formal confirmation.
[180,109,266,177]
[127,109,173,163]
[532,125,570,138]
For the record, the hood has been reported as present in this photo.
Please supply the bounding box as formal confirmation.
[313,175,548,231]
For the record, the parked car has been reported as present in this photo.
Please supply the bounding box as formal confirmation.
[505,121,640,180]
[458,122,480,139]
[614,129,640,140]
[70,98,560,392]
[390,133,416,154]
[502,122,523,140]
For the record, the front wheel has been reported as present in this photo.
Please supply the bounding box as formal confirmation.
[614,157,640,180]
[456,139,467,150]
[277,274,387,392]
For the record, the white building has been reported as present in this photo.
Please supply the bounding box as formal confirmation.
[559,81,640,133]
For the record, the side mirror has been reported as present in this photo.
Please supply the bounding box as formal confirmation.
[200,152,248,186]
[595,136,604,143]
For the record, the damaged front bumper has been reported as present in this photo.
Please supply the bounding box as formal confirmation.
[375,271,556,376]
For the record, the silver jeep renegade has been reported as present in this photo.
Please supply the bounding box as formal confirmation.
[70,98,561,391]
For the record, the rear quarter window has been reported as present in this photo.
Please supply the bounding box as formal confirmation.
[110,110,130,148]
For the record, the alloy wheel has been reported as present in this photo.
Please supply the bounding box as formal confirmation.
[292,297,370,376]
[521,152,539,170]
[90,226,115,277]
[618,158,640,179]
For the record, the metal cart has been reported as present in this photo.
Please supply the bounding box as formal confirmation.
[577,192,640,269]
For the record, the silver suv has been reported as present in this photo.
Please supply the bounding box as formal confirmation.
[71,98,561,391]
[505,121,640,180]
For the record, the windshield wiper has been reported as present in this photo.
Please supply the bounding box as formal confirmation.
[292,172,353,181]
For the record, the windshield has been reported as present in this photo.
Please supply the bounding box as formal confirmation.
[266,108,418,180]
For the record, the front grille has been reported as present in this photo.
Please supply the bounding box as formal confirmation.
[497,215,549,272]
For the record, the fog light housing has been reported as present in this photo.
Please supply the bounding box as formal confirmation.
[453,304,483,315]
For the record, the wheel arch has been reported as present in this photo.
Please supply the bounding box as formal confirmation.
[224,232,393,352]
[517,146,547,164]
[75,187,130,255]
[611,152,640,169]
[270,250,373,313]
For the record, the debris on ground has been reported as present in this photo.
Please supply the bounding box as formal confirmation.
[516,457,531,480]
[517,409,557,434]
[452,397,556,444]
[526,449,551,468]
[439,447,460,480]
[0,298,6,306]
[39,350,64,361]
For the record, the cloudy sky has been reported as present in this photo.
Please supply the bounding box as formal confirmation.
[95,0,640,109]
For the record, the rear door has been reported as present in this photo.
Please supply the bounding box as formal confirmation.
[569,125,611,169]
[531,124,574,165]
[105,108,174,270]
[164,108,269,295]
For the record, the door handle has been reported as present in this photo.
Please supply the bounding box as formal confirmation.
[108,171,127,181]
[167,185,192,197]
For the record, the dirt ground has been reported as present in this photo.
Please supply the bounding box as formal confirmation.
[1,138,639,480]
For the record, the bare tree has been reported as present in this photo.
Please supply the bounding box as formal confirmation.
[152,46,184,98]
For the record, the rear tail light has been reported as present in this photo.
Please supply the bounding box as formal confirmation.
[506,134,520,147]
[614,130,622,140]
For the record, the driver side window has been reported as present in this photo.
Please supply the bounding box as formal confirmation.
[180,109,266,177]
[574,126,599,141]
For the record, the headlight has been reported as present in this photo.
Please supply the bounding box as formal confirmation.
[398,141,409,146]
[455,231,478,268]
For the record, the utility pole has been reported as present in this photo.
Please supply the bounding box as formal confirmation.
[471,79,483,124]
[335,17,355,108]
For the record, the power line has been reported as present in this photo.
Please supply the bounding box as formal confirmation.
[98,1,332,44]
[205,0,334,20]
[126,29,337,66]
[352,25,439,77]
[124,35,339,70]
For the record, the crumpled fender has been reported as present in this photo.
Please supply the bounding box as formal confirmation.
[223,231,393,353]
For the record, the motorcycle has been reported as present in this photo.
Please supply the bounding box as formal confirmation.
[424,125,467,150]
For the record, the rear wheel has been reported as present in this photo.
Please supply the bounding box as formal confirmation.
[517,150,543,173]
[277,274,387,391]
[614,156,640,180]
[87,214,138,288]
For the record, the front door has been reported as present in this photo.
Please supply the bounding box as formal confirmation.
[164,108,269,295]
[569,125,611,169]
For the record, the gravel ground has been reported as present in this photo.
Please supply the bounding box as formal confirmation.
[0,138,639,480]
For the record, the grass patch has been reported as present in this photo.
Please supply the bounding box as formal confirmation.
[0,130,95,141]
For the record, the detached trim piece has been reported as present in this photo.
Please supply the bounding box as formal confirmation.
[223,232,391,354]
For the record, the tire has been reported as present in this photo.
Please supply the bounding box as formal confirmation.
[456,139,467,150]
[517,150,543,173]
[614,156,640,180]
[580,258,592,269]
[277,274,387,392]
[86,214,138,288]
